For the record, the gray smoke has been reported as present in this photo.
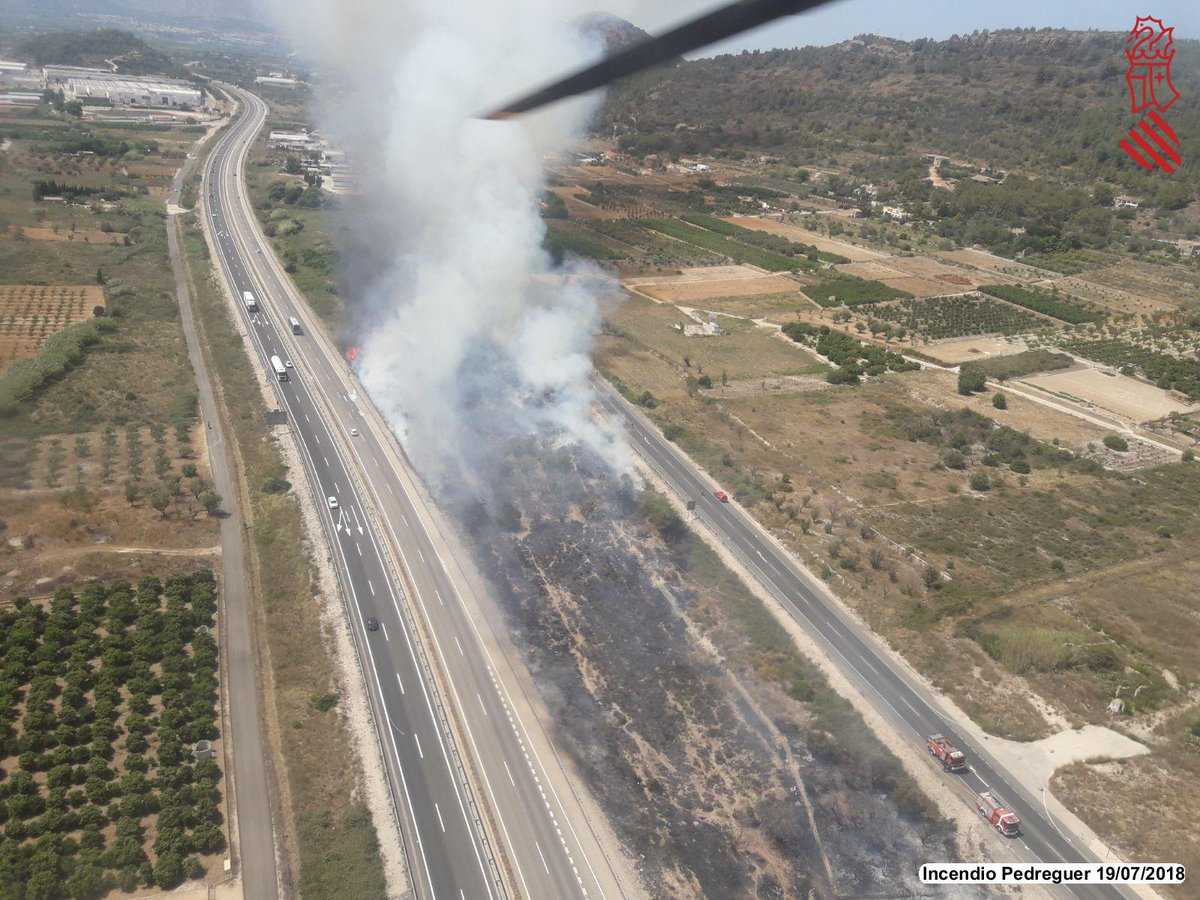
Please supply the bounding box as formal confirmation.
[265,0,649,486]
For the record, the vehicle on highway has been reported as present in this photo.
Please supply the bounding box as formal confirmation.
[327,496,338,510]
[365,617,380,632]
[284,360,294,368]
[350,428,359,436]
[289,316,302,335]
[976,791,1021,836]
[927,734,967,772]
[242,290,258,311]
[714,490,730,503]
[271,355,289,383]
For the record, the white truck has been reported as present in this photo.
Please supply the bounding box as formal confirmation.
[243,290,258,311]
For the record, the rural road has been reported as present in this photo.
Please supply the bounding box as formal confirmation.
[202,86,626,900]
[167,142,279,899]
[594,379,1132,900]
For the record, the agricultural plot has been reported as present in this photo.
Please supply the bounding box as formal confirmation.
[0,285,104,373]
[584,218,724,265]
[919,336,1029,365]
[1026,364,1200,421]
[723,217,887,261]
[681,213,847,263]
[868,294,1050,339]
[799,273,912,308]
[1061,339,1200,401]
[632,274,800,304]
[0,574,228,895]
[638,218,808,271]
[978,284,1105,325]
[5,226,127,245]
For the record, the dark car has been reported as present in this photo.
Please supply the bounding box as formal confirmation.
[365,617,380,632]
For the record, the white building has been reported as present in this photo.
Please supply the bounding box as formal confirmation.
[66,77,201,109]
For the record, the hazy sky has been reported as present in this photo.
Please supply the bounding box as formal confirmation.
[628,0,1200,55]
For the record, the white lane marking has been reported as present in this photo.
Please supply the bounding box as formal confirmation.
[454,636,464,656]
[435,802,446,833]
[503,759,515,788]
[313,431,320,444]
[417,547,425,564]
[380,622,389,642]
[395,672,405,695]
[356,542,362,557]
[368,579,375,597]
[536,841,551,876]
[477,693,488,717]
[434,588,444,607]
[413,732,424,759]
[386,483,395,495]
[400,511,410,527]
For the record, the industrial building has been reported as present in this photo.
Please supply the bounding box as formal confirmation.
[65,77,202,109]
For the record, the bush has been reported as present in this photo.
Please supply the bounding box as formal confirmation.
[0,320,103,416]
[957,365,986,395]
[992,392,1007,410]
[1183,448,1195,462]
[1102,434,1129,452]
[941,449,966,470]
[969,472,992,491]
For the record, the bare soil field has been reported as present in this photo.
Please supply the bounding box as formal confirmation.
[601,293,824,389]
[936,248,1049,281]
[1074,260,1200,309]
[635,274,802,303]
[0,283,104,371]
[626,264,772,285]
[656,291,817,320]
[885,255,993,287]
[1021,367,1198,422]
[878,275,967,298]
[920,335,1029,364]
[1045,275,1175,315]
[723,216,886,261]
[836,259,907,280]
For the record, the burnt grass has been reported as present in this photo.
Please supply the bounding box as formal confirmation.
[445,437,955,898]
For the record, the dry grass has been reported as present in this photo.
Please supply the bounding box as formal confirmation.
[637,274,802,303]
[1021,367,1199,422]
[0,284,104,372]
[7,225,127,244]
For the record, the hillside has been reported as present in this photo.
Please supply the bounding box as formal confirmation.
[599,29,1200,197]
[15,28,181,76]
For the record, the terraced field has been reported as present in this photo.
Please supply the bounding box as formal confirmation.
[0,284,105,373]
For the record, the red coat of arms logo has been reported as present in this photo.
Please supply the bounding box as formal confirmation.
[1119,15,1182,173]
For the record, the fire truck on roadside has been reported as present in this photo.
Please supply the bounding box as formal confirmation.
[926,733,967,772]
[976,791,1021,836]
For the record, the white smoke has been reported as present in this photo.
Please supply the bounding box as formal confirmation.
[266,0,644,483]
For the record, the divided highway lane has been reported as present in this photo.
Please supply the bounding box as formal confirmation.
[207,88,618,900]
[595,383,1127,900]
[203,101,497,900]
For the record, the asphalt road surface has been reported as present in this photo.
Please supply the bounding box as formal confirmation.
[594,381,1129,900]
[203,88,621,900]
[167,148,278,900]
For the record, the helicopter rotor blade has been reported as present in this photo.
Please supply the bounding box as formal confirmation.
[482,0,840,119]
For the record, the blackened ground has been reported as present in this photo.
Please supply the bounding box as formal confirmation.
[445,437,954,898]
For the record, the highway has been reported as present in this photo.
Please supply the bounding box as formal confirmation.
[202,88,623,900]
[594,382,1128,900]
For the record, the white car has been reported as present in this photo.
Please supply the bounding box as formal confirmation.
[284,360,293,368]
[350,428,359,436]
[327,496,338,510]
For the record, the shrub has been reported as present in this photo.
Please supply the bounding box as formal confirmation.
[1184,449,1195,462]
[992,392,1008,410]
[1102,434,1129,452]
[957,365,986,395]
[969,472,992,491]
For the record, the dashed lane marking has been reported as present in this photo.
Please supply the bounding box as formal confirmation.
[413,732,424,759]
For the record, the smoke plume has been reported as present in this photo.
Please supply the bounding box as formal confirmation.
[267,0,642,489]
